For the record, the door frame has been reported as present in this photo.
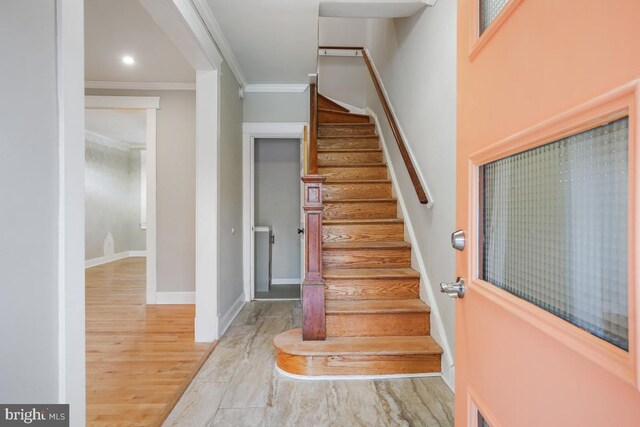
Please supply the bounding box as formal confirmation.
[84,96,159,305]
[242,122,307,301]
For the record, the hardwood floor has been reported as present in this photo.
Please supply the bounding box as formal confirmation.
[86,257,216,427]
[164,301,454,426]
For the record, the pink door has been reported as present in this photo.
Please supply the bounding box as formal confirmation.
[455,0,640,425]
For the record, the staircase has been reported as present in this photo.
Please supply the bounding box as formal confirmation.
[274,94,442,376]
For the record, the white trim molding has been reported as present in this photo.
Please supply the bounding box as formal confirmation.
[219,293,246,336]
[368,107,454,392]
[56,0,86,420]
[156,291,196,304]
[276,364,441,381]
[245,84,309,93]
[191,0,247,88]
[85,81,195,91]
[85,95,160,110]
[271,278,301,285]
[195,70,220,342]
[85,251,148,269]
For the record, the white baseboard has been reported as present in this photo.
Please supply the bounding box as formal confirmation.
[156,291,195,304]
[271,278,300,285]
[85,250,147,268]
[128,250,147,257]
[219,292,246,336]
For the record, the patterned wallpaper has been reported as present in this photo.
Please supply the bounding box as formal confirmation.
[85,139,145,260]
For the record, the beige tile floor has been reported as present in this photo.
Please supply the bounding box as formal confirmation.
[164,301,454,427]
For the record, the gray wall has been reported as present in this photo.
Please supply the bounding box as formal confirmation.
[86,89,196,292]
[318,17,369,108]
[0,0,60,403]
[218,61,245,311]
[85,141,145,259]
[243,91,309,122]
[366,6,457,354]
[255,139,301,281]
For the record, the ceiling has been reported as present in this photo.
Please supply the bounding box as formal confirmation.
[85,110,147,145]
[84,0,195,83]
[203,0,430,85]
[205,0,320,84]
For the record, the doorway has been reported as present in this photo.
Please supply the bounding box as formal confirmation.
[253,138,302,300]
[84,98,158,301]
[242,122,307,300]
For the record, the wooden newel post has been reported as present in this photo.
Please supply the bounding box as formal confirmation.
[302,174,326,340]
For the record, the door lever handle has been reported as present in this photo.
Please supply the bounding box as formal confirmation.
[440,277,466,299]
[297,228,304,234]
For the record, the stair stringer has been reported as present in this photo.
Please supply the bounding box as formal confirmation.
[366,106,455,392]
[320,94,367,116]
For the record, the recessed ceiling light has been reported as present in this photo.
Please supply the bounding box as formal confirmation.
[122,56,135,65]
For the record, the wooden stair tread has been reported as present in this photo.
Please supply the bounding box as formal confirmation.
[324,198,397,203]
[318,149,382,153]
[324,267,420,279]
[324,179,391,183]
[318,108,370,119]
[327,299,430,314]
[274,329,442,356]
[320,163,385,168]
[324,218,403,225]
[323,241,411,250]
[320,123,375,127]
[319,135,379,139]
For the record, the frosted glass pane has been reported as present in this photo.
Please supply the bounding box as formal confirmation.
[481,117,629,350]
[480,0,510,34]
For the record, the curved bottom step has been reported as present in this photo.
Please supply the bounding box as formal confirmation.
[273,329,442,376]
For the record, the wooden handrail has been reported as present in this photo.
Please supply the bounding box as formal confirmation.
[320,47,428,204]
[360,49,428,204]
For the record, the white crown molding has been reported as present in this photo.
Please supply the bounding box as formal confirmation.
[84,130,137,152]
[244,84,309,93]
[191,0,248,88]
[85,81,195,91]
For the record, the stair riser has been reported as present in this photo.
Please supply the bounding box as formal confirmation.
[323,223,404,243]
[324,183,392,200]
[325,278,419,300]
[323,248,411,269]
[318,138,379,150]
[319,166,387,180]
[318,152,383,164]
[276,352,441,376]
[327,313,430,337]
[319,110,370,124]
[319,125,376,137]
[318,96,349,112]
[323,201,397,219]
